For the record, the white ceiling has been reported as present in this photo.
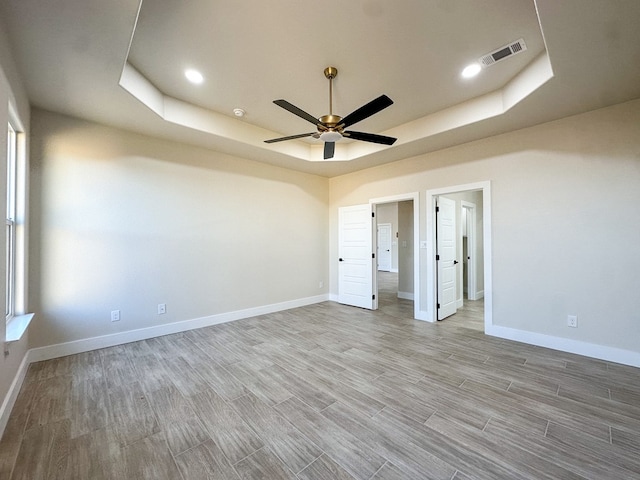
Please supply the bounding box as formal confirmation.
[1,0,639,177]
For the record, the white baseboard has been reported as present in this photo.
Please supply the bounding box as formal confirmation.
[467,290,484,301]
[486,324,640,368]
[397,291,414,300]
[390,268,398,273]
[28,294,330,363]
[0,353,30,438]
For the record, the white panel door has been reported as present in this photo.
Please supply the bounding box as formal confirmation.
[338,204,375,309]
[437,196,457,320]
[377,223,392,271]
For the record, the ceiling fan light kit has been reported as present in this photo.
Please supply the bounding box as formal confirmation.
[319,131,342,142]
[265,66,397,160]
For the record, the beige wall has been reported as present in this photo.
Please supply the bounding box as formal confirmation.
[0,21,30,423]
[28,110,329,348]
[330,99,640,354]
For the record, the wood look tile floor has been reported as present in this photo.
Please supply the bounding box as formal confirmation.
[2,272,640,479]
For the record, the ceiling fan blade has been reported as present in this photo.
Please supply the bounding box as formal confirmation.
[273,99,319,126]
[264,132,315,143]
[345,130,397,145]
[339,95,394,129]
[324,141,335,159]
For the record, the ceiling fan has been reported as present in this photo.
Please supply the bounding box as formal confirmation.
[265,67,397,160]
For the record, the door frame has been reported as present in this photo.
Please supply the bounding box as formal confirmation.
[426,182,492,330]
[370,192,420,320]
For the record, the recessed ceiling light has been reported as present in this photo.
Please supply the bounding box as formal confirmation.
[461,63,482,79]
[185,69,204,84]
[233,108,245,117]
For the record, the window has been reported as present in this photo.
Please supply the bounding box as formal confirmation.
[5,118,32,341]
[6,123,17,320]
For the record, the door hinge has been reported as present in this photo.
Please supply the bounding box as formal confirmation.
[372,253,375,259]
[436,206,440,213]
[372,212,375,218]
[436,254,440,261]
[372,294,376,300]
[437,303,440,309]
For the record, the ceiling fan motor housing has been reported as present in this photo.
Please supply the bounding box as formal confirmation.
[319,114,342,128]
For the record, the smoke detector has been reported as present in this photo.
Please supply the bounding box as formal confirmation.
[479,38,527,68]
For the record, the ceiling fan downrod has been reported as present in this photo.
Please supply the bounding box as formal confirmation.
[321,67,341,127]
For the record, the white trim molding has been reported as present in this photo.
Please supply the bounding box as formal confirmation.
[0,353,30,437]
[5,313,34,343]
[397,291,414,301]
[486,324,640,368]
[28,294,329,363]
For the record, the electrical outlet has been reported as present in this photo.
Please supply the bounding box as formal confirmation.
[158,303,166,315]
[111,310,120,322]
[567,315,578,328]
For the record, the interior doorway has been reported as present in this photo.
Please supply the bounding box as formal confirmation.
[461,201,477,301]
[375,202,413,302]
[370,193,420,320]
[426,182,491,331]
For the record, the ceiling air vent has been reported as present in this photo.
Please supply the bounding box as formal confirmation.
[479,38,527,67]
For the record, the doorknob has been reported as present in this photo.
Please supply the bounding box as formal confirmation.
[453,260,459,265]
[386,249,390,252]
[339,258,344,262]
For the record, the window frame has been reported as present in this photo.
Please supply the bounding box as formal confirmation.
[6,122,17,322]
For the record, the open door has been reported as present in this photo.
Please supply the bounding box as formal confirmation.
[437,196,457,319]
[338,204,376,309]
